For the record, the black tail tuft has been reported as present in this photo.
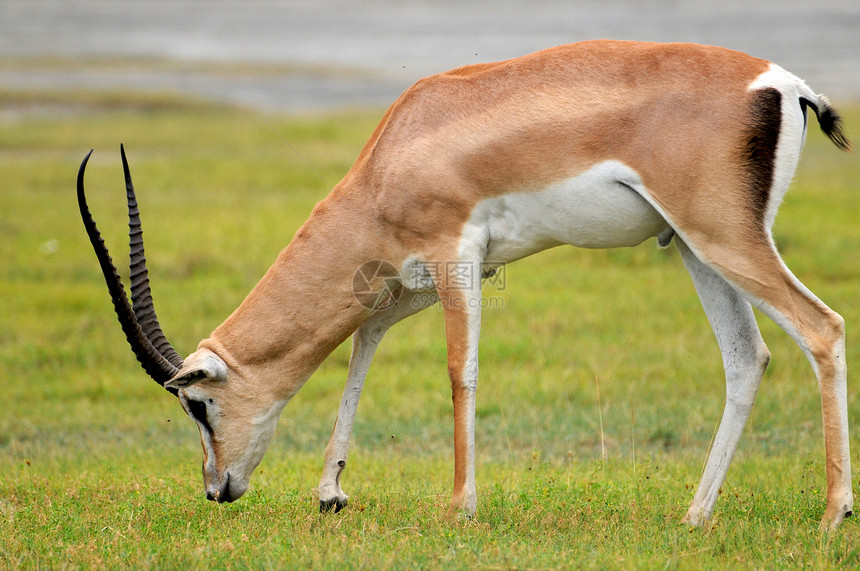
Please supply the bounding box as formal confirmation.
[803,97,852,151]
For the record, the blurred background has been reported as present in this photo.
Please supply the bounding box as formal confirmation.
[3,4,860,565]
[2,0,859,112]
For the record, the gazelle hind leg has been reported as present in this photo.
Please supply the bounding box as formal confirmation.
[685,235,851,530]
[676,239,771,525]
[318,291,437,512]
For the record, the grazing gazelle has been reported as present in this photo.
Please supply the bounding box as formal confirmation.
[78,40,852,529]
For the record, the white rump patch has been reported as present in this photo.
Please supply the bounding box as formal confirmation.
[748,63,811,230]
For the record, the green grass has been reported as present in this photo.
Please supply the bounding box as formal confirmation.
[1,88,859,569]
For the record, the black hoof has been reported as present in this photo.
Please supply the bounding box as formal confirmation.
[320,497,348,513]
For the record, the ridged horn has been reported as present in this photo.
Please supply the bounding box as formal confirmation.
[77,147,182,390]
[122,145,184,369]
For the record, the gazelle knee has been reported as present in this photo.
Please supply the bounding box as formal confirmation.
[725,341,769,384]
[827,312,846,351]
[808,310,846,371]
[818,310,846,349]
[725,342,769,413]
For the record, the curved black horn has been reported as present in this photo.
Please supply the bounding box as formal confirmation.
[122,145,184,369]
[77,148,182,390]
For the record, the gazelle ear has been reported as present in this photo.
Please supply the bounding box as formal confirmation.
[165,349,228,389]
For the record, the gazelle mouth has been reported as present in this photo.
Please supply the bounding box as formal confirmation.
[206,474,235,503]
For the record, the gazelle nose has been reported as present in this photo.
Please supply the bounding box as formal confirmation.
[205,474,234,503]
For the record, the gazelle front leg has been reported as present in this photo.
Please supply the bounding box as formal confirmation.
[318,324,378,512]
[676,240,771,525]
[319,291,437,512]
[439,281,483,518]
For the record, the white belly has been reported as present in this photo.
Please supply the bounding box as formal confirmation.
[468,161,668,263]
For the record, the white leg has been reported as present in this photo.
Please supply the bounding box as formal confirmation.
[678,232,851,529]
[677,239,771,525]
[318,291,437,512]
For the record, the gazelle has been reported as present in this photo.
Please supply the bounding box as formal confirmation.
[78,40,852,529]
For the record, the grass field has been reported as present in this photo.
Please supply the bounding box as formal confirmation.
[1,87,859,569]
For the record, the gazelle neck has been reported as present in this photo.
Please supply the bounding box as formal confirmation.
[200,184,381,399]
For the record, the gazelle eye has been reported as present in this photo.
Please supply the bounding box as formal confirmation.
[186,399,213,433]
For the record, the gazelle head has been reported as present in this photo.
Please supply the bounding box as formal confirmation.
[77,147,283,503]
[166,349,287,502]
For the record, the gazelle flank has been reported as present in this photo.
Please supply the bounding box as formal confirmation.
[77,40,852,529]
